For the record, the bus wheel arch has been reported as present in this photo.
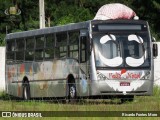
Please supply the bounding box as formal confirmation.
[22,76,30,100]
[67,74,77,103]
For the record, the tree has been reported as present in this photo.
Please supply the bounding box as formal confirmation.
[0,0,160,46]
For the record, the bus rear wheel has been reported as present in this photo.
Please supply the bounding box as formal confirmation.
[23,81,30,100]
[68,84,77,103]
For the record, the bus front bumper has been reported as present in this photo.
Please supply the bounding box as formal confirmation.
[90,80,153,96]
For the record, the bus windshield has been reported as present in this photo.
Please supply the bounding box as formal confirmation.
[93,32,150,68]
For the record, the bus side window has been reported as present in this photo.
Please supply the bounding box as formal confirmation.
[16,39,25,51]
[6,40,15,62]
[25,51,34,61]
[55,32,67,58]
[16,39,25,62]
[36,36,45,48]
[25,37,35,61]
[7,40,15,52]
[35,36,45,60]
[69,31,79,60]
[35,49,44,60]
[44,34,54,59]
[26,37,35,50]
[80,36,87,63]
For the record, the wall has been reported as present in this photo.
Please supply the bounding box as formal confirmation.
[154,42,160,86]
[0,47,5,91]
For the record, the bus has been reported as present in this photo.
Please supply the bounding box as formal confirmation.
[5,19,158,102]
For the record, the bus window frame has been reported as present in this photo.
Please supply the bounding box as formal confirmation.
[25,37,35,61]
[15,38,25,62]
[80,36,88,63]
[68,31,80,61]
[55,32,68,59]
[35,35,45,61]
[6,39,16,63]
[44,34,55,60]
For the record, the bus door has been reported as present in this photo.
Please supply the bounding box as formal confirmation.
[78,30,90,97]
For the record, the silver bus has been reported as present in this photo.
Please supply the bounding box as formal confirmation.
[5,19,158,102]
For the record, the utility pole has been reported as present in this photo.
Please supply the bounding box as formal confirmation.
[39,0,45,28]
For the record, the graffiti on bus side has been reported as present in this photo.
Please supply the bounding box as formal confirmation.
[7,59,79,81]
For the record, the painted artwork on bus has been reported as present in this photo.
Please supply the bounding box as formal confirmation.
[7,59,79,82]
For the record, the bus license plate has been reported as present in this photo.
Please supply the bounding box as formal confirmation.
[120,82,130,86]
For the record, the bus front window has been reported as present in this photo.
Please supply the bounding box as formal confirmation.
[93,34,122,67]
[93,33,150,68]
[124,34,146,67]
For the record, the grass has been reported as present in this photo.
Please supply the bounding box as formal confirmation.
[0,86,160,120]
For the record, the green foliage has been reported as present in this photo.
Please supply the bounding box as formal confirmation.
[57,15,75,25]
[0,91,13,100]
[0,0,160,46]
[153,85,160,97]
[0,34,5,46]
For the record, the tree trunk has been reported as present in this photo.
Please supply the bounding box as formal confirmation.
[47,17,50,27]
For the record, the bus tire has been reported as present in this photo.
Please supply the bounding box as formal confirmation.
[68,83,77,103]
[23,81,30,100]
[121,95,134,103]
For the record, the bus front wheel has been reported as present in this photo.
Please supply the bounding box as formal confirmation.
[23,81,30,100]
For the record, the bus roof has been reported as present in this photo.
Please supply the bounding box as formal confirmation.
[5,19,147,40]
[6,20,91,40]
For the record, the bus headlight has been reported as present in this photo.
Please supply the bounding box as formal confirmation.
[97,72,107,80]
[140,72,150,80]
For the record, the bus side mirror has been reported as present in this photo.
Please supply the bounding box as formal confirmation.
[153,43,158,58]
[152,37,156,42]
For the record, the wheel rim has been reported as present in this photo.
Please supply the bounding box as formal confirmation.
[24,86,28,100]
[70,86,76,98]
